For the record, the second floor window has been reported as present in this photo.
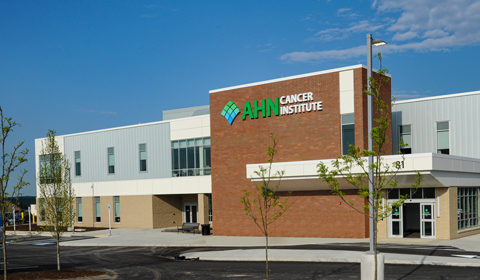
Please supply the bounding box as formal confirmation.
[400,125,412,154]
[108,147,115,174]
[172,137,211,177]
[341,114,355,155]
[75,151,81,176]
[437,121,449,154]
[139,144,147,172]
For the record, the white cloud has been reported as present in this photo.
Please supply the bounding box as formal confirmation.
[392,31,418,41]
[311,21,384,42]
[282,0,480,62]
[280,46,365,62]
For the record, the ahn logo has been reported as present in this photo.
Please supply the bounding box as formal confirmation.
[221,101,241,125]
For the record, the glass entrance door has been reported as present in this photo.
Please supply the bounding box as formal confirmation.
[420,203,435,238]
[184,203,198,223]
[389,205,403,238]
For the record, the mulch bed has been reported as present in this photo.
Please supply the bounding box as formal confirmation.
[0,269,105,280]
[5,224,108,232]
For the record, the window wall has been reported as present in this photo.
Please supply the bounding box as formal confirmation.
[458,187,479,230]
[171,137,211,177]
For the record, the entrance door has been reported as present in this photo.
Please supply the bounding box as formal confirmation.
[389,205,403,238]
[184,203,198,223]
[420,203,435,238]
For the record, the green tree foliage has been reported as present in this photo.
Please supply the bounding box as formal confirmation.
[0,107,29,280]
[317,54,422,280]
[241,133,292,280]
[37,130,75,271]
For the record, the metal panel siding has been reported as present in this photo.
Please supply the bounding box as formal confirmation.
[392,93,480,158]
[64,123,171,183]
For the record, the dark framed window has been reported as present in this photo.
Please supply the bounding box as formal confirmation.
[39,153,62,184]
[341,114,355,155]
[114,196,120,223]
[95,197,101,223]
[458,187,479,230]
[437,121,449,154]
[399,125,412,154]
[108,147,115,174]
[171,137,211,177]
[139,144,147,172]
[77,197,83,222]
[75,151,81,176]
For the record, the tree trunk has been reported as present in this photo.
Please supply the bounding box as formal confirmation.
[265,232,269,280]
[3,223,7,280]
[56,234,60,271]
[374,201,378,280]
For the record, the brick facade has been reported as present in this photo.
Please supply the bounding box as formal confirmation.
[210,67,391,238]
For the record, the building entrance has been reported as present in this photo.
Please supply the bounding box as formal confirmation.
[388,200,436,239]
[184,203,198,223]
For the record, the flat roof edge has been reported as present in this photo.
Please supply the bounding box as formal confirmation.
[395,90,480,104]
[209,65,365,94]
[35,114,210,140]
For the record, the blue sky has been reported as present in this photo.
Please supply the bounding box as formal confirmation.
[1,0,479,196]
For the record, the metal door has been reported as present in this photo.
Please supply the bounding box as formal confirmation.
[420,203,435,238]
[389,204,403,238]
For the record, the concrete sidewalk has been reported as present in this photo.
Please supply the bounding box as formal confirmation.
[8,228,480,267]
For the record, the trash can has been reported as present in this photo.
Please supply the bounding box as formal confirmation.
[201,224,211,236]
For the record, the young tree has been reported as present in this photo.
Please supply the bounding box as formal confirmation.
[241,133,292,280]
[317,55,421,280]
[0,107,29,280]
[37,130,75,271]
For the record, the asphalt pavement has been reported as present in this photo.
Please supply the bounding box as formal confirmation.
[6,227,480,267]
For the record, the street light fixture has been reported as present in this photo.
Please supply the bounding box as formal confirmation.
[366,34,387,254]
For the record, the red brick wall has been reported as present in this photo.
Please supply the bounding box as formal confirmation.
[210,67,391,238]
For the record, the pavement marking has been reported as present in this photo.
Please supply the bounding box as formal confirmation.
[33,242,56,246]
[8,266,40,270]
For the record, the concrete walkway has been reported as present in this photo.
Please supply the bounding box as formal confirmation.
[7,228,480,267]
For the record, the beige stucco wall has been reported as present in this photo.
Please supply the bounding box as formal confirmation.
[70,193,211,229]
[436,187,453,239]
[152,195,182,228]
[377,197,388,238]
[197,193,210,225]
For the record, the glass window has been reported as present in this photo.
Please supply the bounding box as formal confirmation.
[341,114,355,155]
[77,197,83,222]
[172,137,211,177]
[39,153,62,184]
[458,187,479,230]
[75,151,81,176]
[139,144,147,172]
[114,196,120,223]
[437,121,449,154]
[40,198,45,221]
[399,125,412,154]
[95,197,101,223]
[108,147,115,174]
[208,194,212,222]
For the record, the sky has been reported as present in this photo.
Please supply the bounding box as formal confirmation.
[1,0,479,196]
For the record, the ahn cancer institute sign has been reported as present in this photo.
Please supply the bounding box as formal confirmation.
[221,92,323,125]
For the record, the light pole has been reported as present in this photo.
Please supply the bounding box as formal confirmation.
[366,34,387,254]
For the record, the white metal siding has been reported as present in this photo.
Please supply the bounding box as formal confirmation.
[392,93,480,158]
[64,122,171,183]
